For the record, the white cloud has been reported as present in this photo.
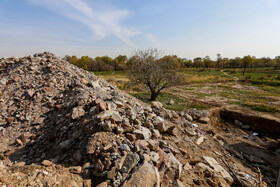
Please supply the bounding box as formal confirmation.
[145,33,159,43]
[26,0,141,46]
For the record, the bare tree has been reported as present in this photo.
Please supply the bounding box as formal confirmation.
[216,53,222,69]
[128,48,184,101]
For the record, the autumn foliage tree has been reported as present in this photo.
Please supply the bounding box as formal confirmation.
[242,55,254,75]
[128,48,184,101]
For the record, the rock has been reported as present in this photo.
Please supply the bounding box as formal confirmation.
[169,100,175,105]
[151,102,163,109]
[175,179,185,187]
[198,117,210,124]
[41,160,53,166]
[237,172,258,187]
[12,75,20,82]
[203,156,233,185]
[71,107,85,119]
[0,78,7,86]
[152,129,161,138]
[149,152,160,164]
[183,162,192,170]
[168,153,183,179]
[234,120,243,126]
[107,166,117,179]
[116,152,128,170]
[102,121,112,132]
[184,113,193,121]
[34,117,45,125]
[95,159,105,173]
[147,139,159,151]
[19,132,32,143]
[242,125,250,129]
[97,110,112,121]
[15,139,23,146]
[123,162,160,187]
[121,153,140,173]
[7,116,14,124]
[120,144,131,152]
[189,157,201,165]
[81,78,88,85]
[206,178,216,187]
[126,133,136,142]
[27,90,35,97]
[115,126,124,134]
[135,140,149,149]
[13,162,26,167]
[97,102,108,112]
[167,126,179,136]
[185,129,196,136]
[155,122,167,133]
[196,136,205,145]
[83,180,92,187]
[69,166,82,174]
[179,148,188,155]
[0,153,5,160]
[197,163,214,173]
[134,127,151,140]
[110,111,122,123]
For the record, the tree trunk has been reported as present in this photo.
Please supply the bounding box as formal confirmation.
[150,90,159,101]
[243,67,246,75]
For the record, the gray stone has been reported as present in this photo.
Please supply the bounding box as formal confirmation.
[121,153,140,173]
[198,117,210,124]
[134,127,151,140]
[203,156,233,185]
[110,111,122,123]
[120,144,131,152]
[184,113,193,121]
[0,79,7,86]
[155,122,167,133]
[102,121,112,132]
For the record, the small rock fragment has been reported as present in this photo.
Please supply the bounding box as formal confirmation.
[71,107,85,119]
[42,160,53,166]
[69,166,82,174]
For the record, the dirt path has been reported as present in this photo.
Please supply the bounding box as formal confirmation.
[221,69,239,81]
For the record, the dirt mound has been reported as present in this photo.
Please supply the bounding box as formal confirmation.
[0,52,279,186]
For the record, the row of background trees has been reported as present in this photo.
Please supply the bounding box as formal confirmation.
[65,49,280,100]
[65,54,280,72]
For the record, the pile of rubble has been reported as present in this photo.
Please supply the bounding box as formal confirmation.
[0,52,279,186]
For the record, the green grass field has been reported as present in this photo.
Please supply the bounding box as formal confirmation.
[94,68,280,116]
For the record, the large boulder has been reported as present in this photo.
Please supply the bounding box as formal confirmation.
[123,162,160,187]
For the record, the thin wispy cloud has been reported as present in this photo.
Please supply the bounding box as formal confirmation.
[145,34,159,44]
[27,0,141,46]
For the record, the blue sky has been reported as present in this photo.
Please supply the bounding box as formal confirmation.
[0,0,280,59]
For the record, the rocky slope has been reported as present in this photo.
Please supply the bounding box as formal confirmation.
[0,52,279,186]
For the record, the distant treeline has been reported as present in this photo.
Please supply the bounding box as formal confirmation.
[65,54,280,71]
